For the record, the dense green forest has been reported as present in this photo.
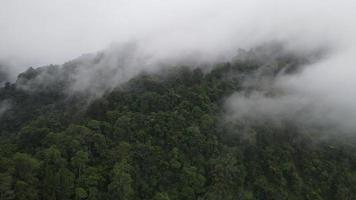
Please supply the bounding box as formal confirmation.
[0,53,356,200]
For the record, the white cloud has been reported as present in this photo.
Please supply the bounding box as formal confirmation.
[2,0,356,130]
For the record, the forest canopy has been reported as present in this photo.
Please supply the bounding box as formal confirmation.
[0,49,355,200]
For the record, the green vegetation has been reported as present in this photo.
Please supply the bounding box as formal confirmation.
[0,60,355,200]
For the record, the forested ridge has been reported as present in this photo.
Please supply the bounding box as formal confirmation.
[0,54,356,200]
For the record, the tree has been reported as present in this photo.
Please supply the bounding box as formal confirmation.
[108,160,134,200]
[71,151,89,179]
[75,187,88,200]
[14,181,37,200]
[0,172,13,200]
[152,192,170,200]
[12,153,39,200]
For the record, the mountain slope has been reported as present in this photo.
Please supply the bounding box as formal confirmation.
[0,55,355,200]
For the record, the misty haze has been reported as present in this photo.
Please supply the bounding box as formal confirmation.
[0,0,356,199]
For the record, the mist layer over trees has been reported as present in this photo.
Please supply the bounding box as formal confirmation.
[0,47,356,199]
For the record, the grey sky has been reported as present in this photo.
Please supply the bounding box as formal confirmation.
[1,0,353,69]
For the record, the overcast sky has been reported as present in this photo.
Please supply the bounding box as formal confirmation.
[1,0,354,70]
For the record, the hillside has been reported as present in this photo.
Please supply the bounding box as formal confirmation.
[0,54,356,200]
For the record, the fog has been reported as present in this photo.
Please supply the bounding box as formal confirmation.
[1,0,356,130]
[0,100,11,118]
[1,0,349,73]
[225,47,356,131]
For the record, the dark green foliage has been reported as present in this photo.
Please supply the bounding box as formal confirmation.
[0,61,355,200]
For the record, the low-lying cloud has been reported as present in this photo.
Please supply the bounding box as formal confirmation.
[0,100,11,118]
[225,48,356,132]
[2,0,356,130]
